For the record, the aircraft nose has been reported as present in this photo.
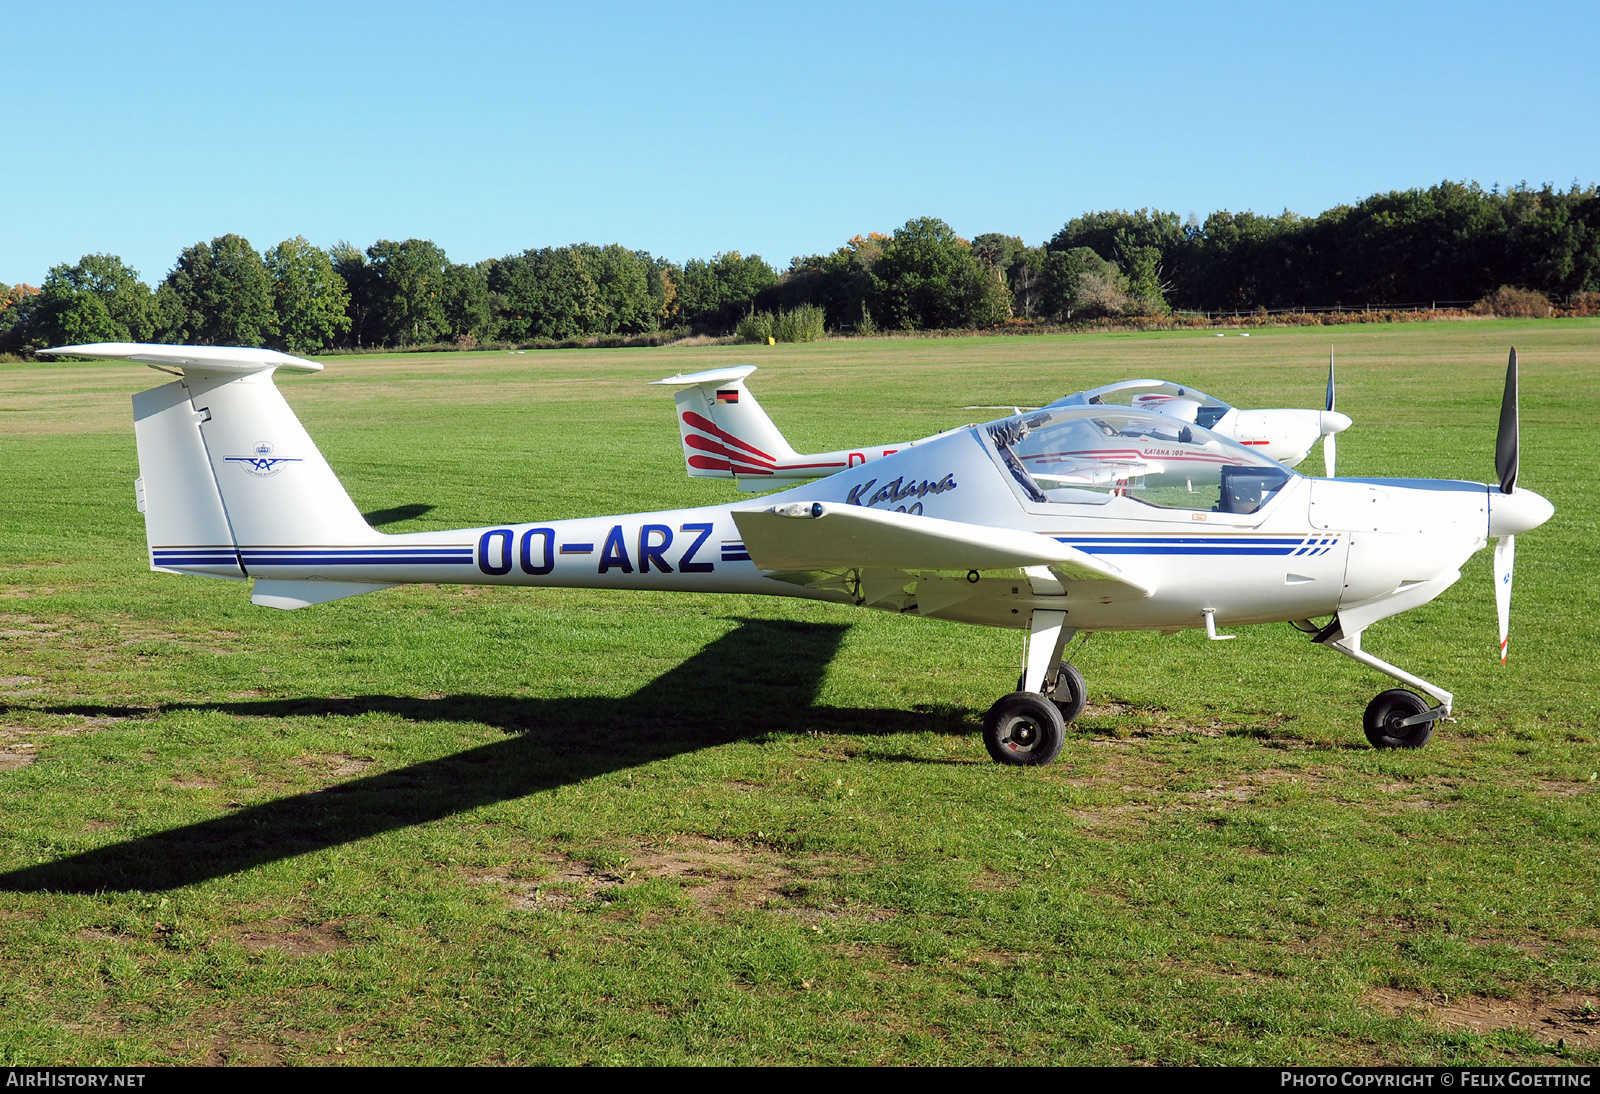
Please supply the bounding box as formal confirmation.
[1319,410,1352,436]
[1489,488,1555,537]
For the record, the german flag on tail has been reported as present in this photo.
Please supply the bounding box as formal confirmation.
[716,389,739,403]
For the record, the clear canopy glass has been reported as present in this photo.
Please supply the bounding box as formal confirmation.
[984,407,1293,514]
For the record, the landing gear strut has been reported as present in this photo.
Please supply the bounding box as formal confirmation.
[1044,662,1088,723]
[1308,619,1451,749]
[985,610,1080,766]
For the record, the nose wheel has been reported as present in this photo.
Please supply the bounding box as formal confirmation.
[1363,689,1436,749]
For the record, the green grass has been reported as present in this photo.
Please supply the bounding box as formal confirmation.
[1,321,1597,1065]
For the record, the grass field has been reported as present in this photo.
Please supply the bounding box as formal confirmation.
[2,320,1597,1065]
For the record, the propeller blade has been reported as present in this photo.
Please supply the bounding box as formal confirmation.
[1496,347,1519,494]
[1494,534,1516,664]
[1323,430,1337,479]
[1326,347,1336,413]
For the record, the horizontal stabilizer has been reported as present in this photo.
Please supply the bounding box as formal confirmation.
[40,342,323,377]
[251,579,396,610]
[651,365,758,387]
[732,502,1152,593]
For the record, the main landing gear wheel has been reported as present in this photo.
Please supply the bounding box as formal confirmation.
[1046,663,1087,724]
[983,692,1065,766]
[1016,662,1088,724]
[1363,689,1435,749]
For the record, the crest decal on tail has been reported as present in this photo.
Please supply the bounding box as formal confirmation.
[225,441,302,477]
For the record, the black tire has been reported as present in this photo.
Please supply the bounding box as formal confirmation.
[1047,663,1088,724]
[983,692,1066,766]
[1363,689,1435,749]
[1016,662,1089,724]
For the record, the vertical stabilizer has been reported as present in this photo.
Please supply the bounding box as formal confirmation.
[651,365,799,480]
[184,369,376,547]
[43,344,379,581]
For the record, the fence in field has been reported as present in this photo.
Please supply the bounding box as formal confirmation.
[1173,300,1482,319]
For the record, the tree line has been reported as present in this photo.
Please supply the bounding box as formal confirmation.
[3,179,1597,356]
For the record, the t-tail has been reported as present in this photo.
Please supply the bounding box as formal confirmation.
[651,365,926,490]
[41,343,397,610]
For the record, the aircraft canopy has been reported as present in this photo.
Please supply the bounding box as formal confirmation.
[983,407,1292,515]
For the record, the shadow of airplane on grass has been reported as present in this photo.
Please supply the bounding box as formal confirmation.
[0,619,974,895]
[360,503,436,528]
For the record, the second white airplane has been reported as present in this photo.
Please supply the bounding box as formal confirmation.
[653,356,1353,490]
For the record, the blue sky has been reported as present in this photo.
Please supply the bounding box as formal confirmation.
[6,0,1597,287]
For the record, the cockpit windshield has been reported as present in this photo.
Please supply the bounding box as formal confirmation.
[1046,379,1232,420]
[983,407,1292,514]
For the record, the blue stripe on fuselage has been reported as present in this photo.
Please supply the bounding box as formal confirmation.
[154,547,477,568]
[1055,535,1334,557]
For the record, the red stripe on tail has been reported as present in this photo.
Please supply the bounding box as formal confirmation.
[686,453,773,477]
[685,432,776,468]
[682,410,775,462]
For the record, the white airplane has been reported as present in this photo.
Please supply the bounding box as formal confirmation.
[43,342,1552,765]
[1045,357,1353,477]
[654,357,1353,490]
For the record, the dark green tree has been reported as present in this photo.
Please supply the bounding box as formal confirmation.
[441,262,492,343]
[1183,210,1301,311]
[265,236,351,353]
[775,233,886,330]
[366,239,451,346]
[36,254,155,347]
[971,233,1025,274]
[1170,182,1600,310]
[1049,209,1185,313]
[583,244,660,334]
[162,235,276,345]
[1510,184,1600,299]
[1008,246,1048,318]
[1038,248,1129,320]
[330,241,379,348]
[969,263,1014,327]
[487,247,600,341]
[677,252,777,331]
[871,217,1003,329]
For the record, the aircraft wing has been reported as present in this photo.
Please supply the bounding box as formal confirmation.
[731,502,1153,596]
